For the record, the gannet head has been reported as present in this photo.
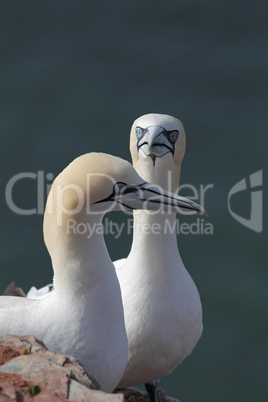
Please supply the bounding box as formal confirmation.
[130,113,186,191]
[44,153,206,259]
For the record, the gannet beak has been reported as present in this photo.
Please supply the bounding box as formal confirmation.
[146,128,160,153]
[137,182,207,215]
[147,128,172,152]
[137,126,178,159]
[108,182,207,215]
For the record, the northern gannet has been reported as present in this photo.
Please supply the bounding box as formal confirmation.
[115,114,204,399]
[1,152,204,393]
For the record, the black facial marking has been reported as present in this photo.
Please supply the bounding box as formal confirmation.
[93,182,127,204]
[93,182,146,205]
[161,128,179,157]
[136,125,180,162]
[120,185,141,195]
[151,154,156,166]
[136,128,148,152]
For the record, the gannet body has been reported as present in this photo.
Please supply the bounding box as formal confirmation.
[116,114,204,389]
[2,152,204,392]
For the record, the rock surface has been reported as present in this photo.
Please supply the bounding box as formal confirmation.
[0,335,180,401]
[3,282,25,297]
[0,335,123,401]
[115,387,181,402]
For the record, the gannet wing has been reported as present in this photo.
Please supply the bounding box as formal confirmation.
[0,295,39,309]
[27,284,54,299]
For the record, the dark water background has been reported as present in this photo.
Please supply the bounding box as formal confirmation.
[0,1,267,401]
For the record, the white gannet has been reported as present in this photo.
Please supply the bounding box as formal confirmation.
[115,114,204,399]
[1,152,204,393]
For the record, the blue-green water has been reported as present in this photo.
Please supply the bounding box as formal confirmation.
[0,1,267,401]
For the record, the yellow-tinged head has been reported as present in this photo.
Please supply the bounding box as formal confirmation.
[43,152,206,264]
[43,153,141,255]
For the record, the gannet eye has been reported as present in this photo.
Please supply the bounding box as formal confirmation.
[114,182,126,194]
[168,131,179,143]
[135,127,144,139]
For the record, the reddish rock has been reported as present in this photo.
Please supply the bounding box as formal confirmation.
[1,354,70,399]
[0,345,21,366]
[0,335,47,354]
[0,335,178,401]
[0,335,99,390]
[0,335,123,401]
[0,371,33,397]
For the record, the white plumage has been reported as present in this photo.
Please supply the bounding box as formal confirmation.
[116,114,204,388]
[2,151,204,392]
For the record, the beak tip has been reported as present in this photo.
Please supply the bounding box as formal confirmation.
[198,207,208,216]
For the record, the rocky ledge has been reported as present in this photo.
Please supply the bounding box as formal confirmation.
[0,335,119,401]
[0,335,180,402]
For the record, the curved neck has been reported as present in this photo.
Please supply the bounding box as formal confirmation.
[52,215,113,295]
[129,158,181,266]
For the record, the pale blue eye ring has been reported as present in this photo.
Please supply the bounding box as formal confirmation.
[114,182,125,193]
[135,127,143,139]
[169,131,179,143]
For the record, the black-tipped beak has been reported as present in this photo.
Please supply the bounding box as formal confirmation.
[110,182,207,215]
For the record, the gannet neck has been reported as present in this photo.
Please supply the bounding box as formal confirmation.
[51,214,112,294]
[130,112,186,258]
[135,157,180,193]
[42,152,142,294]
[131,212,180,270]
